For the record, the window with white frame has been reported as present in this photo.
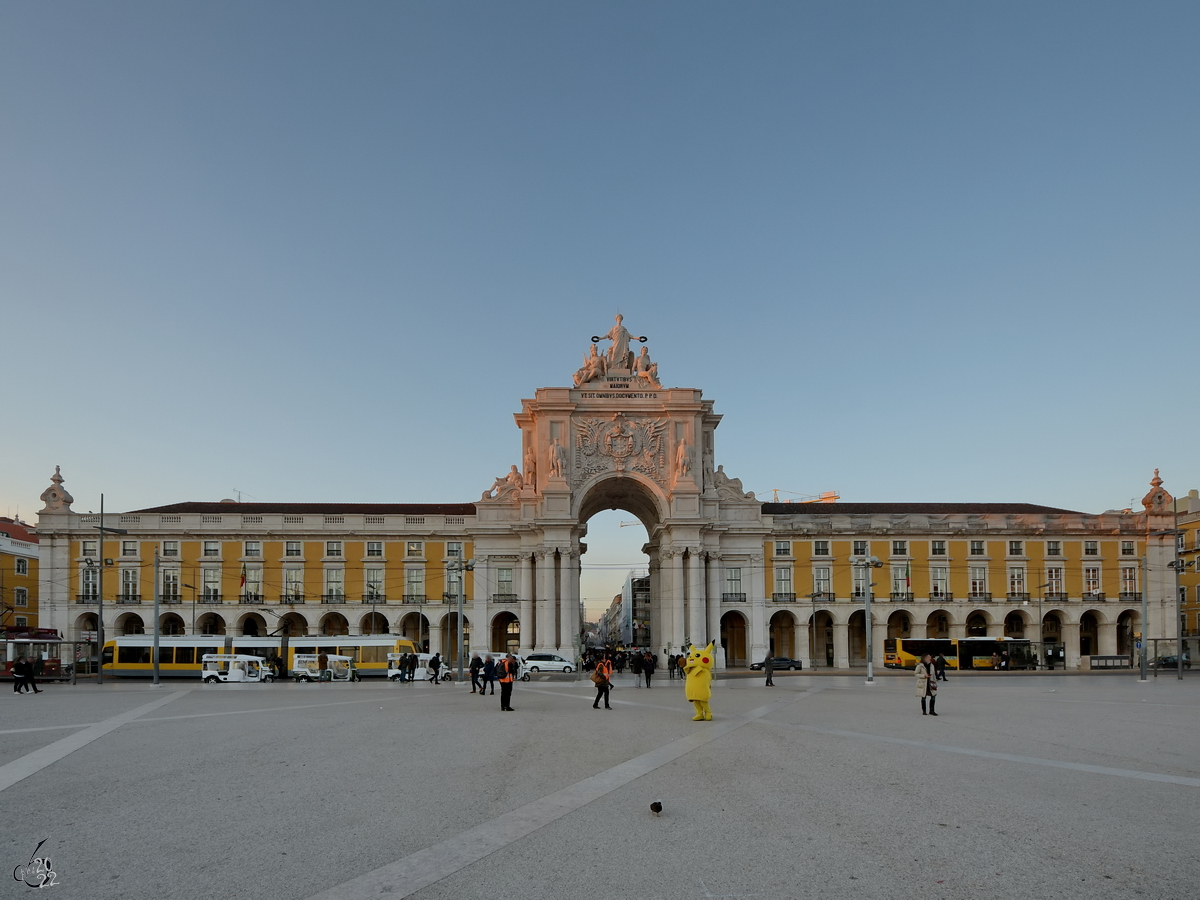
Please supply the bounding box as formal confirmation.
[162,569,180,600]
[1177,533,1186,553]
[774,568,792,596]
[244,565,263,599]
[121,568,139,598]
[813,540,829,556]
[853,540,868,556]
[407,541,423,558]
[969,567,987,596]
[1008,567,1026,596]
[891,566,909,594]
[326,541,343,558]
[496,568,513,597]
[203,541,220,558]
[284,568,303,600]
[446,568,463,599]
[1084,541,1098,556]
[286,541,302,557]
[202,568,221,599]
[969,541,985,556]
[812,567,831,596]
[725,568,743,597]
[405,568,425,599]
[367,541,384,558]
[1121,566,1138,595]
[1046,541,1061,556]
[122,540,138,557]
[365,566,384,599]
[1084,566,1100,595]
[1121,541,1135,556]
[1009,541,1024,556]
[446,542,463,558]
[775,541,791,557]
[82,540,97,558]
[244,541,261,558]
[15,617,26,627]
[892,541,907,556]
[324,568,345,599]
[930,567,948,597]
[162,540,178,557]
[14,588,27,607]
[81,567,98,599]
[931,541,946,556]
[15,558,28,575]
[852,567,867,598]
[1046,567,1063,595]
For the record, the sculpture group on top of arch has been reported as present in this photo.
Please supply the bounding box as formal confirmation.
[574,314,661,389]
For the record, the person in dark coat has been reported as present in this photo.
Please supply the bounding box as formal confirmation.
[12,657,30,693]
[934,654,948,682]
[630,652,643,687]
[760,655,775,687]
[642,651,656,688]
[428,653,442,684]
[481,655,497,696]
[469,653,484,693]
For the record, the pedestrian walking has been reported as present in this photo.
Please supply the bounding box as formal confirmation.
[428,653,441,684]
[592,655,614,710]
[630,652,643,687]
[407,653,418,682]
[12,657,31,694]
[497,653,517,711]
[317,651,329,682]
[916,652,938,716]
[27,657,43,693]
[643,651,656,688]
[934,653,948,682]
[667,654,676,680]
[469,653,483,693]
[481,654,497,695]
[760,655,775,687]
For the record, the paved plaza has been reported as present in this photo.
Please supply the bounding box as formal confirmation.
[2,671,1197,900]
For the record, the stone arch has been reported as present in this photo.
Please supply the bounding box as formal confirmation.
[116,612,144,635]
[575,472,668,533]
[809,609,834,668]
[768,609,797,658]
[395,611,427,650]
[886,609,914,640]
[926,609,951,639]
[720,609,748,667]
[1079,610,1100,656]
[1116,608,1139,656]
[279,612,308,637]
[320,612,349,636]
[848,609,867,665]
[196,612,225,635]
[1077,606,1111,626]
[491,611,520,654]
[1004,609,1030,638]
[160,612,186,636]
[966,610,991,636]
[73,612,98,642]
[237,612,267,637]
[1041,610,1065,668]
[439,613,471,664]
[360,612,389,635]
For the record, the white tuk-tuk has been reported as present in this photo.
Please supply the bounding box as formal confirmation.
[201,654,274,684]
[291,653,361,683]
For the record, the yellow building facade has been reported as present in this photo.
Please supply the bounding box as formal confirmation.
[1,516,39,631]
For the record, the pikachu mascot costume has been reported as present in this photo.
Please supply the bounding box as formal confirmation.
[683,642,715,721]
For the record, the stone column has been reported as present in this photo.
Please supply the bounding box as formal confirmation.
[949,621,967,640]
[429,620,443,659]
[520,553,534,652]
[832,620,850,669]
[1062,621,1081,670]
[687,548,705,648]
[1098,622,1118,656]
[798,616,812,670]
[559,550,579,654]
[472,556,490,654]
[872,615,887,673]
[748,553,768,662]
[987,619,1005,638]
[669,548,686,651]
[536,549,554,650]
[706,553,724,669]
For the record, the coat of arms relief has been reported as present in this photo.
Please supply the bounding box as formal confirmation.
[573,414,667,486]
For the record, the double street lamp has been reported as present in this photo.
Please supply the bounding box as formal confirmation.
[446,558,475,683]
[849,555,883,683]
[88,494,127,685]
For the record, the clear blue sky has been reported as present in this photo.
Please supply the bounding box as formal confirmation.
[2,2,1197,616]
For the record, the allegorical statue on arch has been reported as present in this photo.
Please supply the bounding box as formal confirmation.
[574,315,661,389]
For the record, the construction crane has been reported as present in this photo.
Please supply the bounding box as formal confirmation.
[768,489,840,504]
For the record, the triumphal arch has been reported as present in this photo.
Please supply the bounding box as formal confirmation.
[472,315,765,668]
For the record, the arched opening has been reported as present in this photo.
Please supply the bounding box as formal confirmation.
[1042,611,1064,668]
[966,612,988,637]
[1079,611,1100,657]
[720,610,747,667]
[360,612,389,636]
[279,612,308,637]
[117,613,145,635]
[887,610,912,640]
[74,612,98,642]
[926,610,950,639]
[238,613,267,637]
[396,612,428,651]
[160,613,186,636]
[440,613,471,664]
[320,613,349,637]
[492,611,520,654]
[1117,609,1138,657]
[1004,611,1026,638]
[808,610,834,667]
[579,507,653,653]
[848,609,868,666]
[769,610,796,658]
[197,613,225,636]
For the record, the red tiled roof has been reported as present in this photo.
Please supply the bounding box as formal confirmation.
[127,501,478,516]
[0,517,38,543]
[761,502,1087,516]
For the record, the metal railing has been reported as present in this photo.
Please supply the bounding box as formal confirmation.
[75,594,99,604]
[280,594,305,604]
[117,594,142,605]
[402,594,428,604]
[491,593,518,602]
[889,592,913,602]
[361,594,386,604]
[721,592,747,602]
[1044,592,1068,601]
[928,591,953,602]
[771,592,796,601]
[1118,592,1142,601]
[321,594,347,604]
[239,594,263,604]
[968,591,992,601]
[1083,592,1106,601]
[199,593,223,604]
[1007,592,1030,601]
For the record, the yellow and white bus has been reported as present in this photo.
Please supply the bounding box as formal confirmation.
[101,635,418,678]
[885,637,1034,670]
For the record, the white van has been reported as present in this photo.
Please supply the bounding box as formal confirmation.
[200,654,274,684]
[291,653,361,682]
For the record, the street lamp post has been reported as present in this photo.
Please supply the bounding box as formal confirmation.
[809,592,820,671]
[1026,583,1049,669]
[91,494,128,685]
[850,556,883,683]
[447,558,475,683]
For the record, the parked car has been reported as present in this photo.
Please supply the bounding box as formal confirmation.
[749,656,803,671]
[1155,654,1191,669]
[524,652,574,673]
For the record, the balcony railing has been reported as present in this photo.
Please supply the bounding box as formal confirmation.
[403,594,428,604]
[1119,592,1142,601]
[889,592,913,602]
[771,592,796,601]
[1044,592,1068,601]
[491,593,518,602]
[199,593,223,604]
[321,594,347,604]
[117,594,142,605]
[968,591,992,601]
[361,594,386,604]
[239,594,263,604]
[1083,592,1106,602]
[161,596,182,605]
[1007,592,1030,601]
[280,594,305,604]
[75,594,99,604]
[721,592,747,602]
[809,591,835,602]
[928,591,953,602]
